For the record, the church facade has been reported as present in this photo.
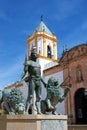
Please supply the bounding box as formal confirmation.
[44,43,87,124]
[4,19,87,124]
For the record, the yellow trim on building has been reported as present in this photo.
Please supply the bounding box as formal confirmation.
[38,54,59,62]
[27,32,57,45]
[35,37,37,48]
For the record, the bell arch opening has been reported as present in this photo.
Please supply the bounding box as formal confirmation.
[47,45,52,58]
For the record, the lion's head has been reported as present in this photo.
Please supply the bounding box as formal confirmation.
[48,77,59,87]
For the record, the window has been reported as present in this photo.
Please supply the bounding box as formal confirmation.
[76,65,83,82]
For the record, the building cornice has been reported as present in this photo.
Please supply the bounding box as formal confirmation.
[27,32,58,44]
[37,54,59,62]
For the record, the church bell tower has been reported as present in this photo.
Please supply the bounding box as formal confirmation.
[26,17,58,75]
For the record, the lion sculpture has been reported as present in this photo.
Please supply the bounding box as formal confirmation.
[0,89,26,115]
[41,77,71,115]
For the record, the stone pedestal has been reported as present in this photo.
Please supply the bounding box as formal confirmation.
[0,115,68,130]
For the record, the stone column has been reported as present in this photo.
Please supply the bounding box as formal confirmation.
[53,42,57,59]
[43,38,46,57]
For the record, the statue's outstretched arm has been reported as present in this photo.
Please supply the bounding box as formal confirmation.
[17,64,28,83]
[15,72,25,84]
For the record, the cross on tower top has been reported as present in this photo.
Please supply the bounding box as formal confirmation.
[41,15,43,21]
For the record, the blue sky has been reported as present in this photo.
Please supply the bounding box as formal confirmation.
[0,0,87,90]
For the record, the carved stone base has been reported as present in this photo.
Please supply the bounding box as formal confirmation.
[0,115,68,130]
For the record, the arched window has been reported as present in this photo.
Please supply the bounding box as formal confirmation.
[47,45,52,58]
[76,65,83,82]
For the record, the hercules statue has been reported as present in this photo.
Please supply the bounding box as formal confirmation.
[19,46,46,114]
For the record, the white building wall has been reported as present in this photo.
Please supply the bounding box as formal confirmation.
[37,58,52,76]
[44,71,63,84]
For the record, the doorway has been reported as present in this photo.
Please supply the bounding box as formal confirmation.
[75,88,87,124]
